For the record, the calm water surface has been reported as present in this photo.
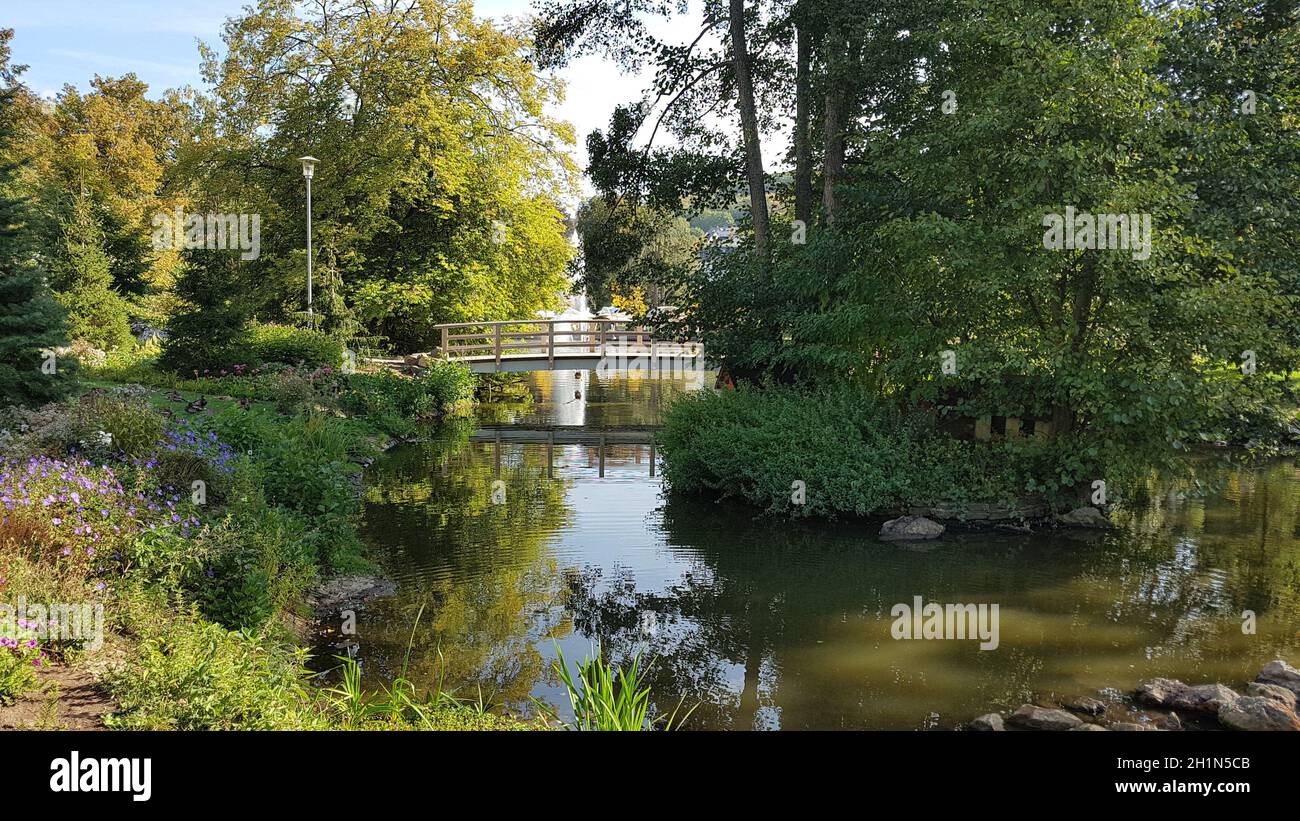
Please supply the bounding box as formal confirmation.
[334,370,1300,730]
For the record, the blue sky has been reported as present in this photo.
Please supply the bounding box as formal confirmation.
[5,0,676,173]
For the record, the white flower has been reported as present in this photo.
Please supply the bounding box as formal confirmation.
[95,430,113,446]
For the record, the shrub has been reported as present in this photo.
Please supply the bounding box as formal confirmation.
[247,324,343,370]
[79,396,164,459]
[0,456,198,584]
[340,363,474,433]
[0,615,44,704]
[192,507,316,630]
[105,603,323,731]
[657,385,1064,517]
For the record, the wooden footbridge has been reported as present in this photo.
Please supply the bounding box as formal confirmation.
[380,318,705,373]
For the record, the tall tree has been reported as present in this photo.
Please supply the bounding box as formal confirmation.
[0,29,73,406]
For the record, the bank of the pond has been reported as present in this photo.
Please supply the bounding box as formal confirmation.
[657,383,1300,521]
[966,660,1300,732]
[0,359,546,730]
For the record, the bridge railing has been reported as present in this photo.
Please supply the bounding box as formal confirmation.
[435,318,671,368]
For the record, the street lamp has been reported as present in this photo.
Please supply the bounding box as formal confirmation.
[298,156,319,329]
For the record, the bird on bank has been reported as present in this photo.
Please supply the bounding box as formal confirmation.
[185,395,207,414]
[165,390,184,402]
[237,396,252,411]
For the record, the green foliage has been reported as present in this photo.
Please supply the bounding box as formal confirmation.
[247,323,343,369]
[198,0,577,352]
[541,643,690,731]
[82,395,164,458]
[574,195,699,308]
[105,599,321,731]
[50,197,132,351]
[340,365,474,434]
[159,253,253,376]
[659,385,1097,517]
[0,64,74,407]
[0,614,42,704]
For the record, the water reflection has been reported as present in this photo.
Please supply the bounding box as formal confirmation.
[337,371,1300,730]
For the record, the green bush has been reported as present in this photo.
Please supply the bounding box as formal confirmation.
[340,363,473,433]
[658,385,1072,517]
[105,603,323,731]
[81,396,164,458]
[247,324,343,369]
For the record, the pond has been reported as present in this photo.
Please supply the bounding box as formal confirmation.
[332,369,1300,730]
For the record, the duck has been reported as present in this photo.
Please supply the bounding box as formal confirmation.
[184,395,208,414]
[237,396,252,411]
[165,390,184,402]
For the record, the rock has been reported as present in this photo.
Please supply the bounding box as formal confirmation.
[1173,684,1239,715]
[1070,723,1107,731]
[878,515,945,541]
[1054,506,1112,528]
[1063,696,1106,716]
[1157,713,1183,731]
[1006,704,1083,731]
[1218,696,1300,731]
[1134,679,1236,715]
[307,575,397,612]
[969,713,1004,731]
[1255,660,1300,699]
[1110,722,1151,731]
[1246,682,1298,712]
[1135,678,1187,707]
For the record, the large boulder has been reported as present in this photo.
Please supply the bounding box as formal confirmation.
[1246,682,1298,712]
[1007,704,1083,731]
[1255,660,1300,699]
[1218,696,1300,732]
[1054,506,1112,529]
[1135,679,1237,715]
[1063,696,1106,716]
[969,713,1004,731]
[878,515,945,541]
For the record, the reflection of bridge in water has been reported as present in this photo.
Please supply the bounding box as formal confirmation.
[472,424,660,478]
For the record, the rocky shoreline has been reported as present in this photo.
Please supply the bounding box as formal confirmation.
[878,504,1111,541]
[968,660,1300,731]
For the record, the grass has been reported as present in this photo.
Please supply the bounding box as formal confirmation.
[539,643,693,731]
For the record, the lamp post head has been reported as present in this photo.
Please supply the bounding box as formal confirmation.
[298,156,319,179]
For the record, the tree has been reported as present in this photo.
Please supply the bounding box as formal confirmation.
[159,250,253,375]
[0,29,73,406]
[50,195,132,351]
[574,196,699,308]
[198,0,578,352]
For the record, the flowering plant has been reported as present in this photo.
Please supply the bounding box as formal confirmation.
[0,456,201,582]
[0,614,43,703]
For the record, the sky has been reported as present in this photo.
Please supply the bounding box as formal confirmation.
[4,0,709,177]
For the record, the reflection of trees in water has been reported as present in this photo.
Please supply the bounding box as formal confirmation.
[353,421,574,709]
[1108,457,1300,660]
[563,462,1300,728]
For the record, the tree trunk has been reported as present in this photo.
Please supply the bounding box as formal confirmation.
[729,0,770,255]
[821,74,847,227]
[793,19,814,227]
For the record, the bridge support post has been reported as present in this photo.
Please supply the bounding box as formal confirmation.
[548,322,554,368]
[494,324,502,372]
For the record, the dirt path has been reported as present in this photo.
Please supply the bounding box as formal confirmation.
[0,662,116,730]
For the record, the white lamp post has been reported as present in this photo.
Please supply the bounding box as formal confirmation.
[298,156,319,329]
